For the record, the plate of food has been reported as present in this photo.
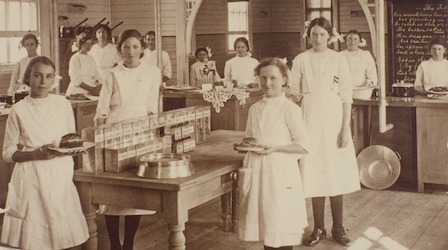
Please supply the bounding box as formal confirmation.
[67,93,89,100]
[234,137,266,152]
[426,93,448,99]
[426,86,448,95]
[49,133,94,154]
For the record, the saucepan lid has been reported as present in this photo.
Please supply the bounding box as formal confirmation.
[357,145,401,190]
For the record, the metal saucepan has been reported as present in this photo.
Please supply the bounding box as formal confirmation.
[137,153,194,179]
[391,82,415,97]
[60,18,88,38]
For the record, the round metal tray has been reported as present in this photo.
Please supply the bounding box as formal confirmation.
[137,153,194,179]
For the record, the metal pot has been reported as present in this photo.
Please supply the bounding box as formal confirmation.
[60,18,88,38]
[392,83,415,97]
[137,153,194,179]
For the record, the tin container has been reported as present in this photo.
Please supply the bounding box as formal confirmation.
[137,153,194,179]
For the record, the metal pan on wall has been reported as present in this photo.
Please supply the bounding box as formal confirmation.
[357,145,401,190]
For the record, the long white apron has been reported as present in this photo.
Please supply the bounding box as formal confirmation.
[300,91,360,197]
[98,65,157,216]
[238,96,308,247]
[1,95,89,249]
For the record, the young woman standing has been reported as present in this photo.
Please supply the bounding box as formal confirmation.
[290,17,360,247]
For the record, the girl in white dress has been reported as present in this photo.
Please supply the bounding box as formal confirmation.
[95,29,162,250]
[7,34,39,95]
[224,37,259,88]
[2,56,89,249]
[189,47,221,87]
[291,17,360,247]
[66,32,102,97]
[339,30,378,88]
[414,37,448,93]
[89,25,119,82]
[238,58,309,250]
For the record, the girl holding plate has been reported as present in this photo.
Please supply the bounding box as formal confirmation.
[1,56,89,249]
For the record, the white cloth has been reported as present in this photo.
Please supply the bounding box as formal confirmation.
[340,49,378,87]
[88,43,119,81]
[239,94,308,247]
[291,49,360,197]
[224,55,259,86]
[189,61,221,87]
[66,52,102,96]
[142,48,172,80]
[414,59,448,90]
[95,62,161,215]
[7,56,37,95]
[1,94,89,249]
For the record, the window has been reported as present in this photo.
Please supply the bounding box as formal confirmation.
[0,0,39,65]
[305,0,332,22]
[227,1,249,50]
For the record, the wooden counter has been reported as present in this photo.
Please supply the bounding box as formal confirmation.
[74,130,245,250]
[163,89,264,131]
[352,95,448,192]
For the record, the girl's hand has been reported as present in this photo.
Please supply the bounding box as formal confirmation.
[35,144,61,160]
[337,128,350,148]
[253,145,274,155]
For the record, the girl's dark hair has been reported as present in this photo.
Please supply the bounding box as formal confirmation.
[145,31,156,37]
[307,17,333,38]
[116,29,146,58]
[346,30,362,41]
[21,33,39,46]
[94,24,112,42]
[429,37,446,50]
[23,56,56,86]
[254,58,289,86]
[195,47,208,57]
[234,37,250,51]
[76,32,93,48]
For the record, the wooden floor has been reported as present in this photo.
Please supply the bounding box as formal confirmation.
[1,187,448,250]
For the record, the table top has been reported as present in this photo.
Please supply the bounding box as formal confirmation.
[74,130,245,191]
[353,95,448,108]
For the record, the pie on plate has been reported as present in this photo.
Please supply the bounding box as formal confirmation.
[426,86,448,94]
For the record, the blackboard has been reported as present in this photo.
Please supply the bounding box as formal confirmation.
[388,0,447,85]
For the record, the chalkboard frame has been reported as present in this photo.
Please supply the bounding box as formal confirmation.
[387,0,447,91]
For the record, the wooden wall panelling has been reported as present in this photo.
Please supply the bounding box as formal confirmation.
[270,0,302,33]
[195,0,228,34]
[251,0,272,33]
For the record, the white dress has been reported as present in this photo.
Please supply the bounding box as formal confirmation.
[189,61,221,87]
[291,49,360,197]
[95,62,161,215]
[88,43,119,81]
[414,59,448,90]
[142,48,172,80]
[339,49,378,87]
[7,56,37,95]
[239,94,308,247]
[224,55,259,86]
[66,52,102,96]
[1,94,89,250]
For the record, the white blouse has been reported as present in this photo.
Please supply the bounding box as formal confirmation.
[7,56,37,95]
[142,48,172,80]
[340,49,378,87]
[66,52,102,96]
[189,61,221,87]
[414,59,448,90]
[88,43,119,80]
[224,55,259,86]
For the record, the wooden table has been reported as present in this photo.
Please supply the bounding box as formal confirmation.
[74,130,245,250]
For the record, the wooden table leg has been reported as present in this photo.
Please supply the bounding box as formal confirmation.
[221,192,232,232]
[168,224,186,250]
[76,182,98,250]
[231,172,239,234]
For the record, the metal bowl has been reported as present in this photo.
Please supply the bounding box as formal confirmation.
[357,145,401,190]
[137,153,194,179]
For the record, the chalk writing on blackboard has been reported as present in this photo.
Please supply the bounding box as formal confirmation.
[389,1,447,84]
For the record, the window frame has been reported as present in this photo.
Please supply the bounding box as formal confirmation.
[227,1,250,52]
[0,0,40,66]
